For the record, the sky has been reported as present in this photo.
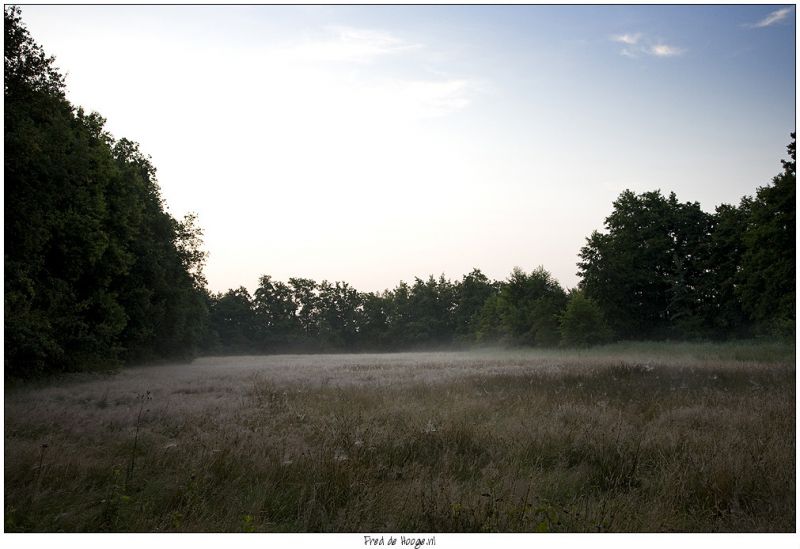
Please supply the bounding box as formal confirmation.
[17,5,796,294]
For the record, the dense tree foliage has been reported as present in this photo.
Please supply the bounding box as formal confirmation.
[737,135,796,336]
[578,135,795,341]
[453,269,497,340]
[559,291,611,347]
[204,267,570,353]
[473,267,567,346]
[698,202,751,337]
[578,191,713,339]
[5,7,207,377]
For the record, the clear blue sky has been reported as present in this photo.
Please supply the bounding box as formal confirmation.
[19,5,796,293]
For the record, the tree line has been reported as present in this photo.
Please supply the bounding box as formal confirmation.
[578,160,795,342]
[4,7,795,376]
[205,268,567,353]
[205,137,795,353]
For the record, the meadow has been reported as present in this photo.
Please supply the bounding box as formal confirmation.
[4,342,795,532]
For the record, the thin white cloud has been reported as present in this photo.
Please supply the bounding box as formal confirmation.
[265,26,472,119]
[393,79,472,118]
[611,32,684,58]
[611,32,641,45]
[649,44,684,57]
[283,26,422,64]
[751,7,793,28]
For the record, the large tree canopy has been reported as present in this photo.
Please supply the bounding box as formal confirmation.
[577,190,712,339]
[576,134,795,341]
[5,7,207,376]
[737,134,796,335]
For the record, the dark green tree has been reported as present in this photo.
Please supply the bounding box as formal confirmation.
[288,277,318,337]
[475,267,566,346]
[405,275,456,346]
[4,6,63,97]
[738,134,796,336]
[253,275,298,350]
[474,293,504,344]
[453,268,496,341]
[697,201,752,337]
[501,267,566,346]
[358,291,390,349]
[207,288,258,353]
[5,7,209,375]
[111,139,208,361]
[578,190,711,339]
[559,290,611,347]
[385,281,413,348]
[317,281,361,349]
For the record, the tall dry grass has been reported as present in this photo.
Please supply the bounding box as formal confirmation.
[4,344,795,532]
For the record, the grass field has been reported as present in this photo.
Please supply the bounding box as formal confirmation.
[4,342,795,532]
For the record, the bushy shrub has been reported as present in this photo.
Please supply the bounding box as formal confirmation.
[560,291,611,347]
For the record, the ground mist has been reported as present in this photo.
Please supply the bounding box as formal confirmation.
[4,343,795,532]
